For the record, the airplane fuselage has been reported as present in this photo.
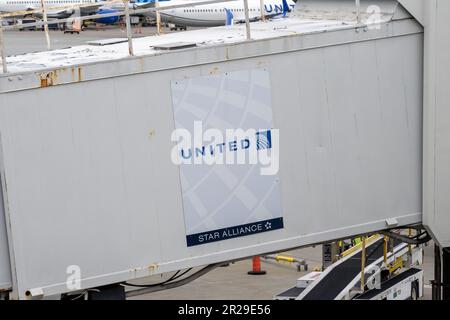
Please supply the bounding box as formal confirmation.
[0,0,96,13]
[148,0,296,27]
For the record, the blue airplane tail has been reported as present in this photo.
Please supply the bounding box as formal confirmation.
[282,0,290,17]
[225,8,234,26]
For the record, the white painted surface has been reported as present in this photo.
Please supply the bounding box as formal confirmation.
[0,176,11,291]
[0,10,423,298]
[399,0,450,248]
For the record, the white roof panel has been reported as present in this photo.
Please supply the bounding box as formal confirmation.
[1,18,353,74]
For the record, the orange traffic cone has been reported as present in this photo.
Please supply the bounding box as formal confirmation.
[248,256,266,275]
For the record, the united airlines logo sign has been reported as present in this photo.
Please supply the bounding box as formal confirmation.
[256,130,272,150]
[172,124,278,176]
[171,69,284,247]
[179,129,272,159]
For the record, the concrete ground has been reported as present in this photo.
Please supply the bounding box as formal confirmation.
[1,27,436,300]
[127,244,434,300]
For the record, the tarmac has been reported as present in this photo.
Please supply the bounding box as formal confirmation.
[0,27,436,301]
[2,26,179,56]
[128,244,434,300]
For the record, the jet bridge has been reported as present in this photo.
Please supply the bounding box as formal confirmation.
[0,0,448,299]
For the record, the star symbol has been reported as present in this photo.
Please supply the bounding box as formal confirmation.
[265,222,272,230]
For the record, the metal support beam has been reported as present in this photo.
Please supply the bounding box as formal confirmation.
[260,0,265,21]
[243,0,251,40]
[156,0,162,35]
[360,236,366,291]
[0,19,6,73]
[40,0,51,50]
[322,242,338,270]
[355,0,361,24]
[443,247,450,300]
[124,0,134,56]
[433,244,442,300]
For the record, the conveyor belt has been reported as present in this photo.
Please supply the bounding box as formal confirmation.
[355,268,422,300]
[301,238,400,300]
[275,286,305,300]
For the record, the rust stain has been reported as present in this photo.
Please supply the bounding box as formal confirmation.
[147,264,158,270]
[40,78,49,87]
[39,67,81,87]
[148,129,156,139]
[39,71,57,87]
[209,66,219,75]
[129,263,159,275]
[257,61,267,67]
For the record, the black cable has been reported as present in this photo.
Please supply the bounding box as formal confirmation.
[122,268,194,288]
[380,229,431,245]
[126,263,222,298]
[170,268,192,281]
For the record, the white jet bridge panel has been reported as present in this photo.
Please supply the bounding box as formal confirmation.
[0,179,12,291]
[0,5,423,298]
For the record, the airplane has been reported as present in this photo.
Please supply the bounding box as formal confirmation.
[136,0,296,27]
[0,0,156,25]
